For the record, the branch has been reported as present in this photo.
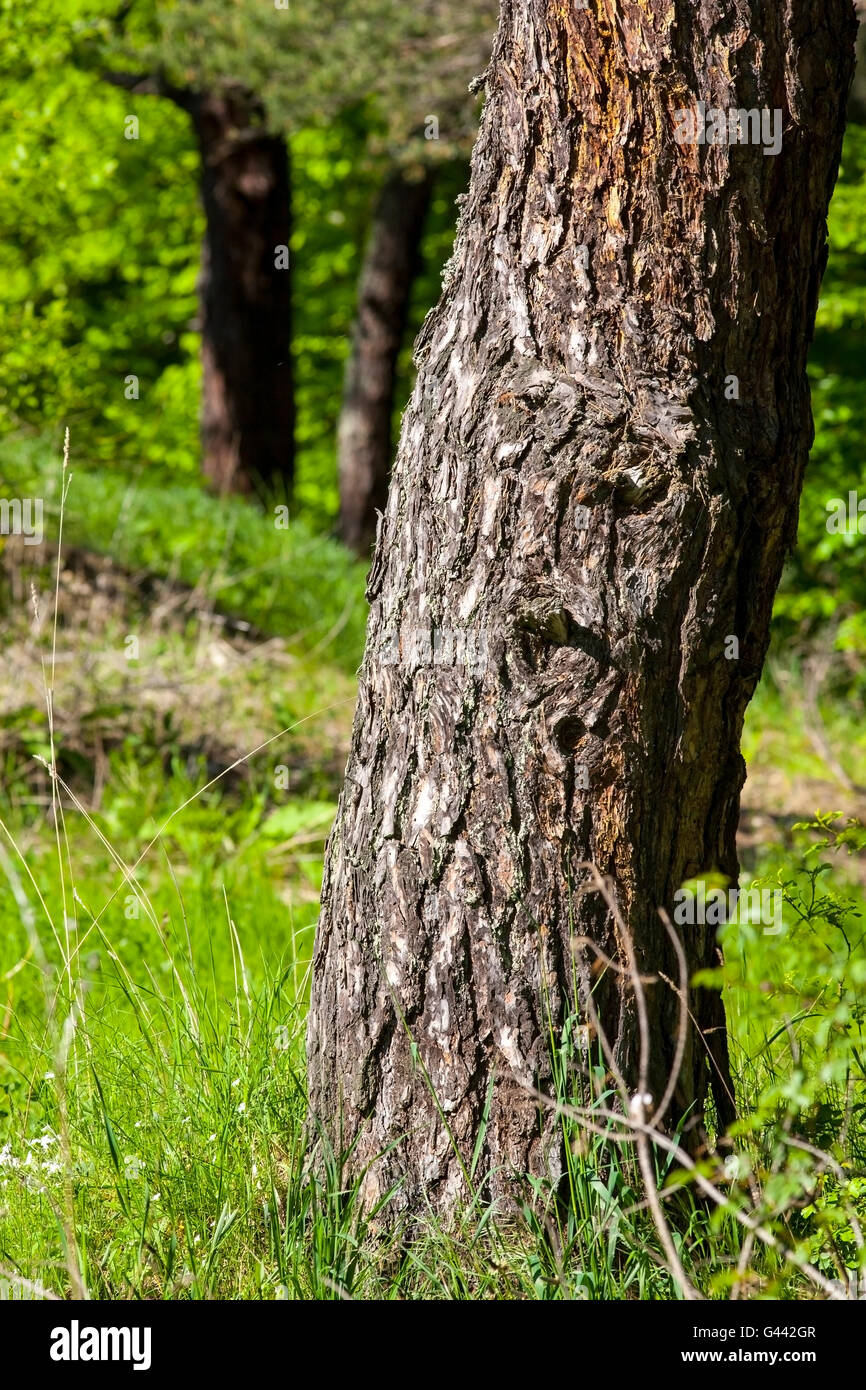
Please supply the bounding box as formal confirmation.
[101,68,198,113]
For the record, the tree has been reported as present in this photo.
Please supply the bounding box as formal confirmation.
[100,1,501,519]
[188,84,293,498]
[307,0,857,1217]
[337,163,434,552]
[848,2,866,122]
[336,1,499,553]
[105,68,294,497]
[96,0,429,498]
[0,8,202,473]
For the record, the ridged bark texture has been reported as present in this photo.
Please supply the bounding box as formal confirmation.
[308,0,856,1217]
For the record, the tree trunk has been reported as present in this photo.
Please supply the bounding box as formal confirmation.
[337,165,435,554]
[192,87,294,499]
[307,0,855,1218]
[848,5,866,122]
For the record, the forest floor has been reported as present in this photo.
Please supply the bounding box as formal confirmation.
[3,523,863,889]
[0,446,864,1299]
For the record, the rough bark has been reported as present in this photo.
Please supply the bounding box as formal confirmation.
[308,0,856,1218]
[192,87,294,498]
[337,165,435,554]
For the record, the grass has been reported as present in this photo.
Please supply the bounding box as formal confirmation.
[0,434,369,673]
[0,438,865,1300]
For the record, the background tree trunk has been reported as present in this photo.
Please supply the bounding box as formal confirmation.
[192,87,294,499]
[848,3,866,122]
[308,0,856,1217]
[337,165,435,553]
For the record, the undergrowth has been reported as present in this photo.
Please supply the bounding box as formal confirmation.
[0,441,864,1301]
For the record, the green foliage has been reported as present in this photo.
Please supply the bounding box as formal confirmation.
[776,125,866,663]
[0,8,202,470]
[723,816,866,1119]
[0,435,864,1299]
[0,0,865,1306]
[0,2,473,525]
[2,808,863,1298]
[0,436,369,666]
[706,816,866,1292]
[98,0,495,154]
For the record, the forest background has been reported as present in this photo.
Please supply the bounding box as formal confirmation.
[0,0,865,1300]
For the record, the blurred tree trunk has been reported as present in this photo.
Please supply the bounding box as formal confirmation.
[337,165,434,554]
[192,87,294,498]
[307,0,855,1219]
[848,6,866,121]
